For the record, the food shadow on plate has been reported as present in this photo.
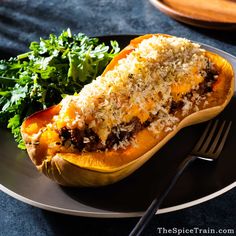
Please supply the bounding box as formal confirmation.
[61,97,236,213]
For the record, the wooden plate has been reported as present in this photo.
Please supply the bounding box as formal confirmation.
[149,0,236,30]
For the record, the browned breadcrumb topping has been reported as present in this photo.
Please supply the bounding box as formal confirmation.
[48,36,218,152]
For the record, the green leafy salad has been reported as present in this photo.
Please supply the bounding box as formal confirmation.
[0,29,120,149]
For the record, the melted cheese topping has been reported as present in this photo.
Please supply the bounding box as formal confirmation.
[54,35,208,144]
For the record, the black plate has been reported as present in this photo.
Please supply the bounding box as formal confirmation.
[0,35,236,218]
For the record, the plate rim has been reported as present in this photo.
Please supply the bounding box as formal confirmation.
[1,182,236,218]
[1,36,236,218]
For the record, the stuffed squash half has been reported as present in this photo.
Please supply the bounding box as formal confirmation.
[21,34,234,187]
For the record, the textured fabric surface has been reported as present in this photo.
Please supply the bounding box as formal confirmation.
[0,0,236,235]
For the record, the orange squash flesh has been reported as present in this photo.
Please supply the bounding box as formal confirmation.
[21,34,234,187]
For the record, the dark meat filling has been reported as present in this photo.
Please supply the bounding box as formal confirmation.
[59,117,144,152]
[170,101,184,114]
[59,68,218,152]
[59,126,103,152]
[106,117,143,149]
[199,66,218,94]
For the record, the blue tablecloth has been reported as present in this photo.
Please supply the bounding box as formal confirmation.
[1,1,236,235]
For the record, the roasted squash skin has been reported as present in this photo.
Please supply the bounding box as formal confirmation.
[21,34,234,187]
